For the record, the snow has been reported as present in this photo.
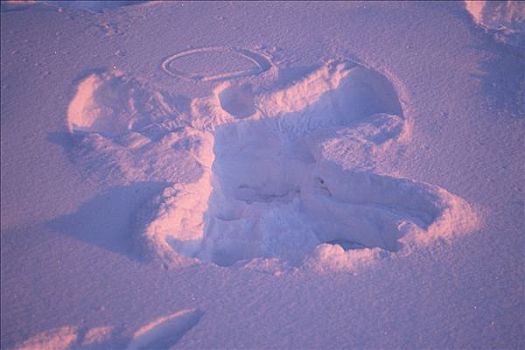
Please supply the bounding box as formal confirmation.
[464,0,525,48]
[1,1,524,349]
[65,60,478,271]
[127,309,203,350]
[12,327,78,350]
[161,47,272,82]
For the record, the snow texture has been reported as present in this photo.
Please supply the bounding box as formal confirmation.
[464,0,525,48]
[9,309,201,350]
[2,1,523,349]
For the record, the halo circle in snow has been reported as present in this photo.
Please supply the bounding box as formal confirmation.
[161,46,273,82]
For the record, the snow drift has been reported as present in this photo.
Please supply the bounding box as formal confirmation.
[464,0,525,48]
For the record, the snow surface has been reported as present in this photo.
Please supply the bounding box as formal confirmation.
[464,0,525,48]
[1,1,524,349]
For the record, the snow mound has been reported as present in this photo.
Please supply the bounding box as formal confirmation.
[465,0,525,48]
[11,310,200,350]
[67,71,182,138]
[127,309,203,350]
[66,71,201,183]
[80,327,113,347]
[66,60,479,272]
[12,327,78,350]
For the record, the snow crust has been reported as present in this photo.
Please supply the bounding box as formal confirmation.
[12,327,78,350]
[127,309,203,350]
[9,310,201,350]
[465,0,525,47]
[1,1,150,13]
[2,1,523,349]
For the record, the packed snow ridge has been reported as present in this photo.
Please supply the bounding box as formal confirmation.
[464,0,525,48]
[67,57,478,272]
[12,309,202,350]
